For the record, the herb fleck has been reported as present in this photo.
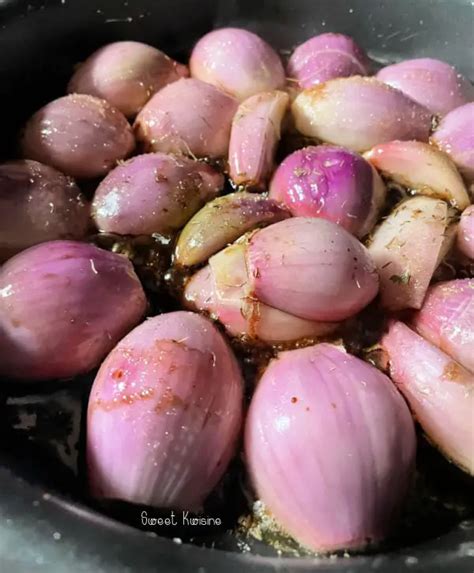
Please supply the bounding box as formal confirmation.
[389,271,411,285]
[293,167,307,177]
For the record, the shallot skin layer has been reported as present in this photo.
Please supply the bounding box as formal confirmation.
[189,28,285,101]
[382,321,474,475]
[287,33,371,88]
[411,279,474,373]
[269,145,385,237]
[87,311,243,510]
[0,160,89,260]
[183,243,338,344]
[246,217,379,321]
[245,343,416,552]
[68,41,188,117]
[21,94,135,179]
[0,241,146,381]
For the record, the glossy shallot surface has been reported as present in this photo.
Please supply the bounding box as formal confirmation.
[22,94,135,179]
[287,33,371,88]
[228,90,289,189]
[246,217,379,321]
[431,102,474,184]
[382,321,474,475]
[0,241,146,381]
[175,192,290,267]
[245,343,416,552]
[411,279,474,373]
[134,78,238,158]
[69,41,188,117]
[92,153,223,235]
[87,311,243,510]
[292,77,432,152]
[0,160,89,260]
[376,58,474,115]
[269,145,385,237]
[189,28,285,101]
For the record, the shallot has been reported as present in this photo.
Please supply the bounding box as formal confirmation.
[0,241,146,381]
[368,196,450,311]
[184,243,338,344]
[175,192,290,267]
[134,78,238,158]
[245,343,416,551]
[292,77,432,152]
[87,311,243,509]
[382,321,473,475]
[68,41,188,117]
[185,217,379,336]
[376,58,474,116]
[189,28,285,101]
[92,153,223,235]
[0,160,89,260]
[431,102,474,184]
[287,33,370,88]
[228,90,289,189]
[269,145,385,237]
[364,140,469,210]
[411,279,474,373]
[22,94,135,179]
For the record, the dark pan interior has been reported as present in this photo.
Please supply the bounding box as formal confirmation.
[0,1,473,572]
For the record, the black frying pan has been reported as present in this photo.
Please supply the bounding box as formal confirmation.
[0,1,473,571]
